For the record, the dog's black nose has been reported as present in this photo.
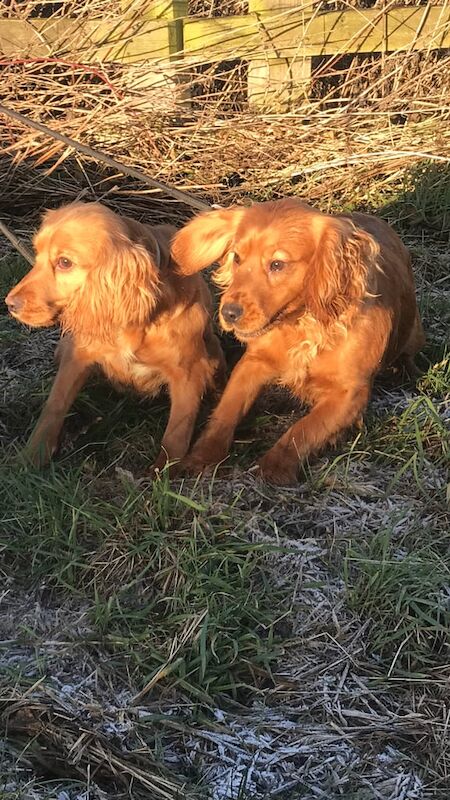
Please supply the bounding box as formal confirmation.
[5,293,23,314]
[221,302,244,324]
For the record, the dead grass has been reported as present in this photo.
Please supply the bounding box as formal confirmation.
[1,0,450,230]
[0,228,448,798]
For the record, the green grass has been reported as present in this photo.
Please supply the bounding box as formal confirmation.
[366,394,448,489]
[0,458,281,702]
[322,354,449,679]
[379,160,450,237]
[344,527,449,675]
[419,353,450,396]
[1,213,449,797]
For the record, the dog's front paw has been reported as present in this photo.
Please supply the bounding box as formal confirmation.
[181,442,229,477]
[22,435,58,468]
[148,450,181,480]
[256,448,299,486]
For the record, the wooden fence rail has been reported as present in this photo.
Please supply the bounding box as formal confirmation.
[0,0,449,108]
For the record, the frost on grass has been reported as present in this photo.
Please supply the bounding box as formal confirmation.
[0,239,448,799]
[178,708,424,800]
[0,544,432,800]
[1,457,446,798]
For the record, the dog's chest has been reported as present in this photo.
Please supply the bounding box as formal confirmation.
[281,345,319,393]
[104,355,164,395]
[282,319,351,397]
[95,337,165,396]
[259,318,330,393]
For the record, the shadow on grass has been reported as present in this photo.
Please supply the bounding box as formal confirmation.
[379,160,450,239]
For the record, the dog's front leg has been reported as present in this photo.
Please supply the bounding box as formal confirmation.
[182,355,276,475]
[24,336,92,466]
[258,382,371,485]
[151,364,208,475]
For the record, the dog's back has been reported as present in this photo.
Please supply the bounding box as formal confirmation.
[344,212,425,368]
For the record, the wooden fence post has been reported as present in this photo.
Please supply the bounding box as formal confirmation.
[248,0,313,110]
[118,1,187,105]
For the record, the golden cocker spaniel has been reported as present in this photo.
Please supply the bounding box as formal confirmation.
[172,198,425,485]
[5,201,225,469]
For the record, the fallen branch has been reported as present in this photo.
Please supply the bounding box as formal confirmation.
[0,219,33,264]
[0,104,210,214]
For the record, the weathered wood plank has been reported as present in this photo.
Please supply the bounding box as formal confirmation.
[182,12,370,60]
[0,4,449,66]
[182,12,378,60]
[183,6,450,61]
[388,5,450,50]
[182,16,250,60]
[249,0,313,12]
[248,55,311,109]
[247,0,313,109]
[0,17,182,62]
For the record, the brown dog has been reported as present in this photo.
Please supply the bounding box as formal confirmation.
[5,201,225,469]
[172,198,425,485]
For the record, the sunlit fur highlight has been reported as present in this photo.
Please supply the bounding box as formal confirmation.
[171,206,246,278]
[302,218,379,323]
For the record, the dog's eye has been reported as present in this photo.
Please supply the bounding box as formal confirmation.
[269,260,286,272]
[233,252,241,265]
[56,256,73,270]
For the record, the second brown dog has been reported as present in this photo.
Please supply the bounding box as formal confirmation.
[172,198,425,485]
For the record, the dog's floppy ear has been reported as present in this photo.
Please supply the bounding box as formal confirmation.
[62,228,160,341]
[304,217,378,323]
[99,230,160,327]
[171,206,246,275]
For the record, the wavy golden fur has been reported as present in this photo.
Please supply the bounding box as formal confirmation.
[172,198,425,485]
[5,202,225,469]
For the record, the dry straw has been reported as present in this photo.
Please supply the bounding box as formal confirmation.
[0,0,449,231]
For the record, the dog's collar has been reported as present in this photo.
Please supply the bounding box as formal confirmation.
[232,305,305,340]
